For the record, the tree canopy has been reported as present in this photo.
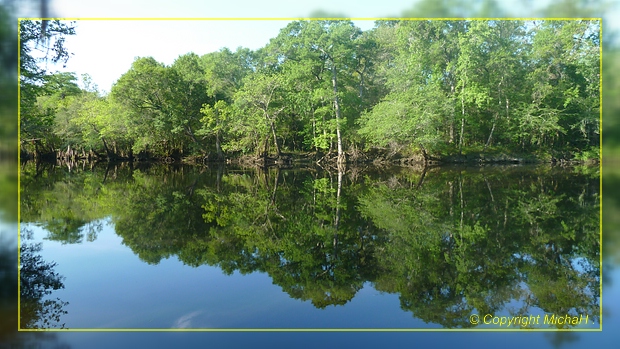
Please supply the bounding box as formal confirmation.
[21,19,600,163]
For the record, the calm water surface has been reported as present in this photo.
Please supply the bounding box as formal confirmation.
[19,162,600,330]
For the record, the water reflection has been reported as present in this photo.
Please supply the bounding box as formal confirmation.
[20,228,69,329]
[20,161,600,329]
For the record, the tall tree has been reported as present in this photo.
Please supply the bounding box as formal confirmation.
[169,52,210,154]
[111,57,179,157]
[266,20,363,163]
[20,19,75,156]
[235,72,286,157]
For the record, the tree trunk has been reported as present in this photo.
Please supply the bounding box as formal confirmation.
[215,129,224,160]
[270,167,280,206]
[101,137,113,161]
[185,125,203,151]
[312,107,318,152]
[331,65,345,165]
[485,79,503,151]
[416,165,427,189]
[484,115,497,151]
[449,84,455,144]
[270,120,281,156]
[421,146,429,164]
[333,169,343,256]
[34,142,40,160]
[261,132,271,159]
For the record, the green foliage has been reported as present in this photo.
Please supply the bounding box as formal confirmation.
[234,72,287,155]
[20,20,76,153]
[111,57,178,154]
[572,146,600,162]
[358,20,599,159]
[199,101,230,134]
[25,20,600,161]
[201,48,254,102]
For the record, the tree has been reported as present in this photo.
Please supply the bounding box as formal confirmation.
[111,57,180,157]
[20,19,76,157]
[71,93,133,159]
[265,20,363,163]
[358,20,599,160]
[168,53,210,154]
[23,19,601,162]
[234,72,286,157]
[359,21,465,158]
[517,20,600,152]
[201,47,254,103]
[34,72,82,151]
[197,100,231,160]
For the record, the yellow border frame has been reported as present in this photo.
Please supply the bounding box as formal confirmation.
[17,16,21,334]
[599,13,604,335]
[16,17,603,332]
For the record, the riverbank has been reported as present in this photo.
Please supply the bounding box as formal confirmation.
[19,146,600,167]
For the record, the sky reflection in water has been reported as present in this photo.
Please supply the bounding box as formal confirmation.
[25,220,431,329]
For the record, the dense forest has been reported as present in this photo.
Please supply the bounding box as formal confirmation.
[20,19,601,165]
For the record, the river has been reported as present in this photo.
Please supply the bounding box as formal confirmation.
[17,161,600,331]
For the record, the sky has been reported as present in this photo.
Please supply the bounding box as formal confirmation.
[18,0,618,94]
[48,20,377,94]
[22,0,414,94]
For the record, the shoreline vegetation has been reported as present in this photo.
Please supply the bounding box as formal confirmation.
[20,146,600,168]
[20,20,600,168]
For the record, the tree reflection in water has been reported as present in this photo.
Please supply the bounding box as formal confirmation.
[20,161,600,328]
[20,228,69,329]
